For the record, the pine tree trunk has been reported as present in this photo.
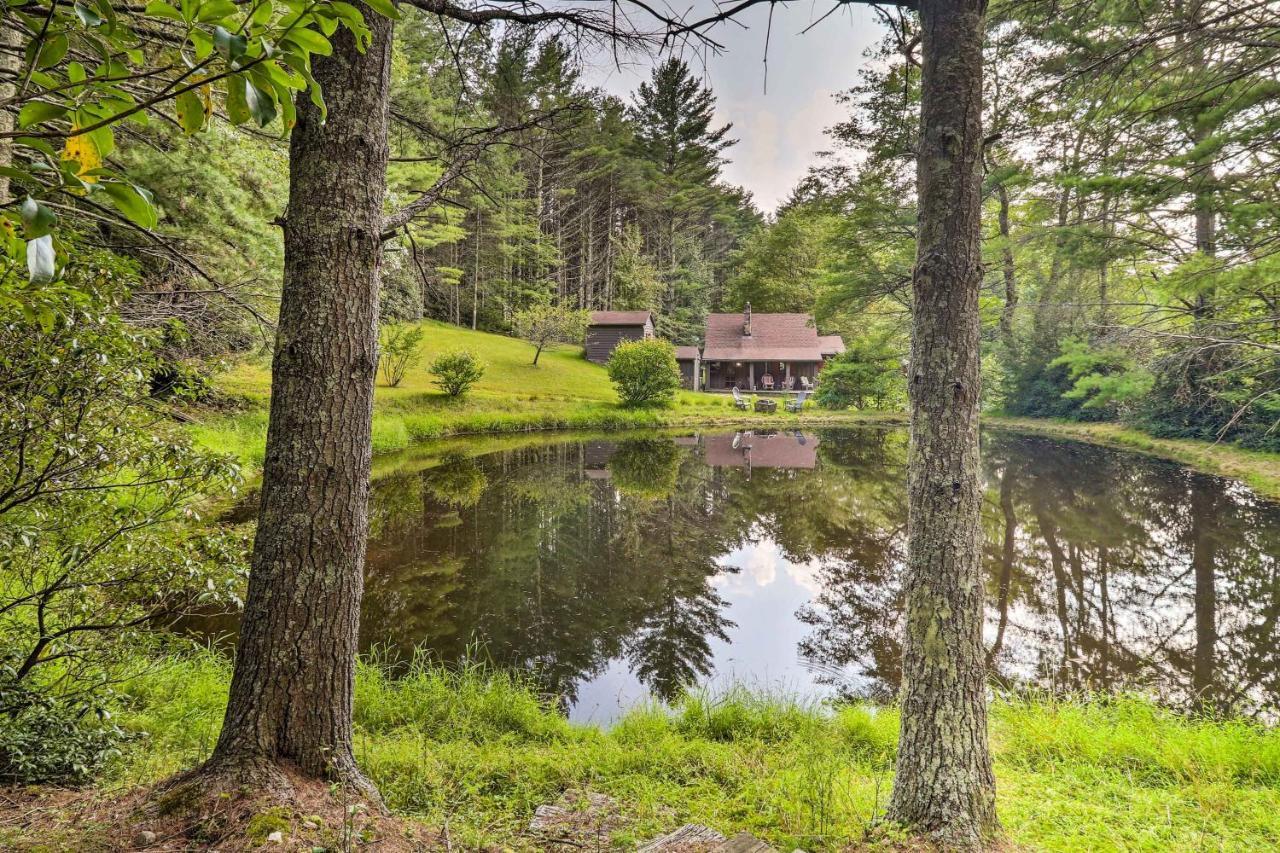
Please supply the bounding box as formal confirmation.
[201,7,392,791]
[886,0,998,846]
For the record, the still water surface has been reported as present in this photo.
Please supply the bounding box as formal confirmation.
[347,427,1280,722]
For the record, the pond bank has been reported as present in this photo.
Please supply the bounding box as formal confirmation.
[13,650,1277,852]
[984,416,1280,501]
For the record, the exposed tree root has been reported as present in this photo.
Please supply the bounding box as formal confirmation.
[0,764,436,852]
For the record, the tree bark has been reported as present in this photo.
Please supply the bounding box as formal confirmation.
[886,0,997,846]
[201,7,392,791]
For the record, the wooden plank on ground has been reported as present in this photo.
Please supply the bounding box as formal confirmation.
[638,823,726,851]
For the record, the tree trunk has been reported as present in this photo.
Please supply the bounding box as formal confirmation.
[886,0,997,846]
[201,7,392,792]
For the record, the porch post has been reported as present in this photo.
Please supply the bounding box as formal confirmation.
[784,362,791,389]
[748,362,755,391]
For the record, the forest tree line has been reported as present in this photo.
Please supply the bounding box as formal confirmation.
[729,0,1280,449]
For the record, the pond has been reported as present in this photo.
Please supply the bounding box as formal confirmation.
[327,426,1280,723]
[191,427,1280,722]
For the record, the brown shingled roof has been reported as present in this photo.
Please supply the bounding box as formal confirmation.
[818,335,846,355]
[589,310,651,326]
[674,346,700,361]
[701,312,830,362]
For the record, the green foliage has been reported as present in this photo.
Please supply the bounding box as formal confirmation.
[379,323,425,387]
[1,0,389,280]
[606,339,682,408]
[815,338,904,411]
[0,257,246,719]
[609,224,662,312]
[728,209,837,314]
[608,438,681,499]
[429,350,485,397]
[511,304,589,365]
[0,683,129,784]
[1050,338,1154,415]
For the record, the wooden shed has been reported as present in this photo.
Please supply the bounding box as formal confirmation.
[585,311,654,364]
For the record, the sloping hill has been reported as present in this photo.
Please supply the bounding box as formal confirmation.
[216,320,621,407]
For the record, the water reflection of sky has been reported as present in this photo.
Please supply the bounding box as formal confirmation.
[574,535,831,723]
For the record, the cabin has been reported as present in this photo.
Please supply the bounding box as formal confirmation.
[699,304,844,392]
[585,311,654,364]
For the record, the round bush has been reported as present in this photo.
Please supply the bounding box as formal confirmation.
[606,339,682,408]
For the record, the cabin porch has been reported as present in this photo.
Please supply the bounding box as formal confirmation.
[702,360,820,392]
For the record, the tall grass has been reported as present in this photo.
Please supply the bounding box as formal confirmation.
[111,649,1280,851]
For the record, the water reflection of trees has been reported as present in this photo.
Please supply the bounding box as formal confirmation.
[361,437,741,705]
[360,429,1280,718]
[800,433,1280,718]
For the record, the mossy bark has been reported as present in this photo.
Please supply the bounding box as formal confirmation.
[886,0,998,846]
[200,6,392,790]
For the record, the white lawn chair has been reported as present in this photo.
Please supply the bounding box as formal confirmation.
[731,387,749,410]
[786,391,809,413]
[800,376,813,391]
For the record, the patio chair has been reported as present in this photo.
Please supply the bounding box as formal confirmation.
[786,391,809,413]
[761,373,774,390]
[731,387,749,410]
[800,376,813,391]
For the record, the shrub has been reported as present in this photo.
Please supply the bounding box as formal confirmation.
[0,683,129,784]
[430,350,485,397]
[815,338,904,410]
[606,339,682,408]
[379,323,425,387]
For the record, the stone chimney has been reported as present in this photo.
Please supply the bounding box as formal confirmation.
[743,302,752,337]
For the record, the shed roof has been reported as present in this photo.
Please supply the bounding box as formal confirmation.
[674,346,700,361]
[589,310,652,326]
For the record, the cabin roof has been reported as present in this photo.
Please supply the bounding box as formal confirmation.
[701,312,838,362]
[589,310,652,327]
[674,346,700,361]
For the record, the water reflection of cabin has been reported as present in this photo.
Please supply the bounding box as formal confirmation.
[695,305,844,392]
[703,431,820,474]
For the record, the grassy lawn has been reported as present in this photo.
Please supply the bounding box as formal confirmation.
[192,320,898,468]
[68,651,1280,852]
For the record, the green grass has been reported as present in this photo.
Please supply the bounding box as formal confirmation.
[109,650,1280,851]
[192,320,900,468]
[986,416,1280,501]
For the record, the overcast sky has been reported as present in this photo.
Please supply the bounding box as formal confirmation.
[580,3,888,215]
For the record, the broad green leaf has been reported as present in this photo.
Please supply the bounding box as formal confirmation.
[101,183,158,229]
[18,101,68,128]
[250,0,274,26]
[34,34,69,69]
[189,28,214,60]
[224,76,251,125]
[361,0,400,20]
[281,28,332,57]
[244,81,277,128]
[74,2,104,26]
[213,25,247,62]
[196,0,237,22]
[174,89,205,134]
[142,0,183,19]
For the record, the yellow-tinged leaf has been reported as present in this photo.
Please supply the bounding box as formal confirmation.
[60,127,102,182]
[200,83,213,120]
